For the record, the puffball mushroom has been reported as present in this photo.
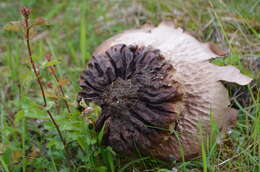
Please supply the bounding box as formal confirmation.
[77,22,252,161]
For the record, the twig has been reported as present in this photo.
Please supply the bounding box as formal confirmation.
[46,110,67,146]
[22,8,47,106]
[21,7,72,168]
[52,71,71,112]
[46,55,71,113]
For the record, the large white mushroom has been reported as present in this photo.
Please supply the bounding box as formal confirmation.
[78,22,252,161]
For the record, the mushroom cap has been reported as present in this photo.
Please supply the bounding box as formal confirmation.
[78,22,252,161]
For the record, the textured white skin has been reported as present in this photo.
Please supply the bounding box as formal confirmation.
[94,22,252,160]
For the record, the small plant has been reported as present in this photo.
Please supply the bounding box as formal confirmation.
[2,7,118,172]
[20,7,73,168]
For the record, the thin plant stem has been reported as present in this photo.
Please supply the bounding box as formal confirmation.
[21,7,72,169]
[48,64,71,113]
[47,110,67,146]
[24,14,47,106]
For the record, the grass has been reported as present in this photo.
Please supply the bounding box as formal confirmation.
[0,0,259,171]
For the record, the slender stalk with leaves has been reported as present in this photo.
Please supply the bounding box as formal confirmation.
[20,7,72,168]
[45,54,71,113]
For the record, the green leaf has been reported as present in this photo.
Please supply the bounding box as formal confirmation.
[157,169,174,172]
[96,166,107,172]
[101,147,115,172]
[98,124,106,145]
[42,60,61,68]
[14,111,25,124]
[43,101,55,111]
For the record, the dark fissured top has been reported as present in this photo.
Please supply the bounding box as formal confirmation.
[78,44,183,158]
